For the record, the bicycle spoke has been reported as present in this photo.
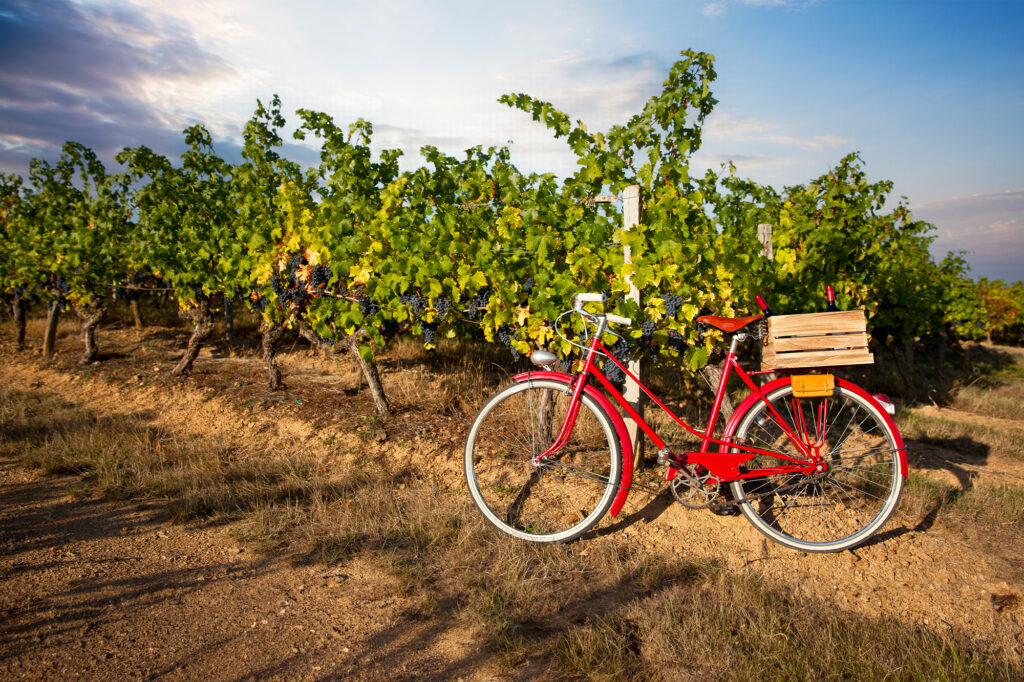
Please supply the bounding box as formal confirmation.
[466,381,620,542]
[729,384,903,551]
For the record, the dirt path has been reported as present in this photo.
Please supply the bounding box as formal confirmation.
[0,460,496,681]
[2,328,1024,676]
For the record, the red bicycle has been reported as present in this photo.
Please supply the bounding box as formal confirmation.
[464,293,908,552]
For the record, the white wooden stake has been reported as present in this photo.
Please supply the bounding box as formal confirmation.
[757,223,773,260]
[757,223,775,382]
[622,185,645,467]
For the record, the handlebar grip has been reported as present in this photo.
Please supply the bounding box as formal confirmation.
[606,314,632,327]
[575,293,605,305]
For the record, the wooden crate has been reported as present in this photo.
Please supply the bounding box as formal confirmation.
[761,310,874,370]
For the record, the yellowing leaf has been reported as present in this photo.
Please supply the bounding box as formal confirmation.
[350,263,374,284]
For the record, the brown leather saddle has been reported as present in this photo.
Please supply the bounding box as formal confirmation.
[696,314,763,333]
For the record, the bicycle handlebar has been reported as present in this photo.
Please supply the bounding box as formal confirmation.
[605,313,632,327]
[574,292,605,306]
[573,293,632,327]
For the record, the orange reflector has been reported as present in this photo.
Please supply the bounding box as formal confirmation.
[791,374,835,398]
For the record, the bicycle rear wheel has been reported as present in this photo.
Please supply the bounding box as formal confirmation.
[464,379,621,543]
[728,381,903,552]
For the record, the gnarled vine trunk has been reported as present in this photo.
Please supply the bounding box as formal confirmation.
[42,302,60,358]
[224,296,234,343]
[74,301,107,364]
[700,361,734,421]
[260,319,286,390]
[172,298,214,376]
[348,331,390,417]
[129,299,144,329]
[12,295,28,349]
[298,320,332,358]
[936,330,949,379]
[126,288,144,329]
[886,344,913,391]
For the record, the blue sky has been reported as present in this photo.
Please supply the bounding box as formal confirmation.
[1,0,1022,280]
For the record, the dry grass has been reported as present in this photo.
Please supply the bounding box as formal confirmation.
[554,564,1010,681]
[901,412,1024,462]
[903,473,1024,529]
[1,377,1019,678]
[0,388,357,523]
[380,335,514,415]
[948,362,1024,422]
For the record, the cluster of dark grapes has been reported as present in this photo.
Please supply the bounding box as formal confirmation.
[286,254,310,305]
[309,264,332,292]
[523,277,534,294]
[421,320,439,345]
[129,270,150,286]
[399,289,427,322]
[662,293,683,318]
[250,290,269,312]
[666,329,686,352]
[264,252,330,310]
[644,329,687,366]
[435,297,451,320]
[286,253,306,274]
[496,324,519,361]
[358,292,379,318]
[462,287,490,320]
[640,319,657,340]
[270,274,286,301]
[603,338,634,384]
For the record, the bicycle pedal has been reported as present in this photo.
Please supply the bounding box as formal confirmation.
[709,503,740,517]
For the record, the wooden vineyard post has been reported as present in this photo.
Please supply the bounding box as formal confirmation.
[592,186,644,466]
[757,223,775,383]
[757,223,773,260]
[622,185,645,469]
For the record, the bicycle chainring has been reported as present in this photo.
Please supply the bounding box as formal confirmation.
[670,464,720,510]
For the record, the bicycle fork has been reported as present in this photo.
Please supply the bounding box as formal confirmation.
[531,317,609,465]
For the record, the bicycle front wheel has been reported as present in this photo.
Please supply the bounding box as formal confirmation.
[464,379,621,543]
[728,381,904,553]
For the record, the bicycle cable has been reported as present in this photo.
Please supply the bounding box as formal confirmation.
[553,308,624,358]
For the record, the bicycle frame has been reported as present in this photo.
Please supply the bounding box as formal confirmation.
[527,329,826,485]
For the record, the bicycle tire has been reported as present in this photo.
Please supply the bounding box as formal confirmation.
[727,380,903,552]
[464,378,621,543]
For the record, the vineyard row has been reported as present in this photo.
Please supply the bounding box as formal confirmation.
[1,50,1022,413]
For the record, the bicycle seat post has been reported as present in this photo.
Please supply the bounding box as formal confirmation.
[729,332,747,355]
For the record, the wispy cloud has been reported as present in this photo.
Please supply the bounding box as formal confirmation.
[933,215,1024,278]
[916,189,1024,221]
[703,2,726,17]
[526,52,670,128]
[703,0,815,17]
[0,0,234,171]
[694,152,781,169]
[704,113,849,150]
[920,191,1024,281]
